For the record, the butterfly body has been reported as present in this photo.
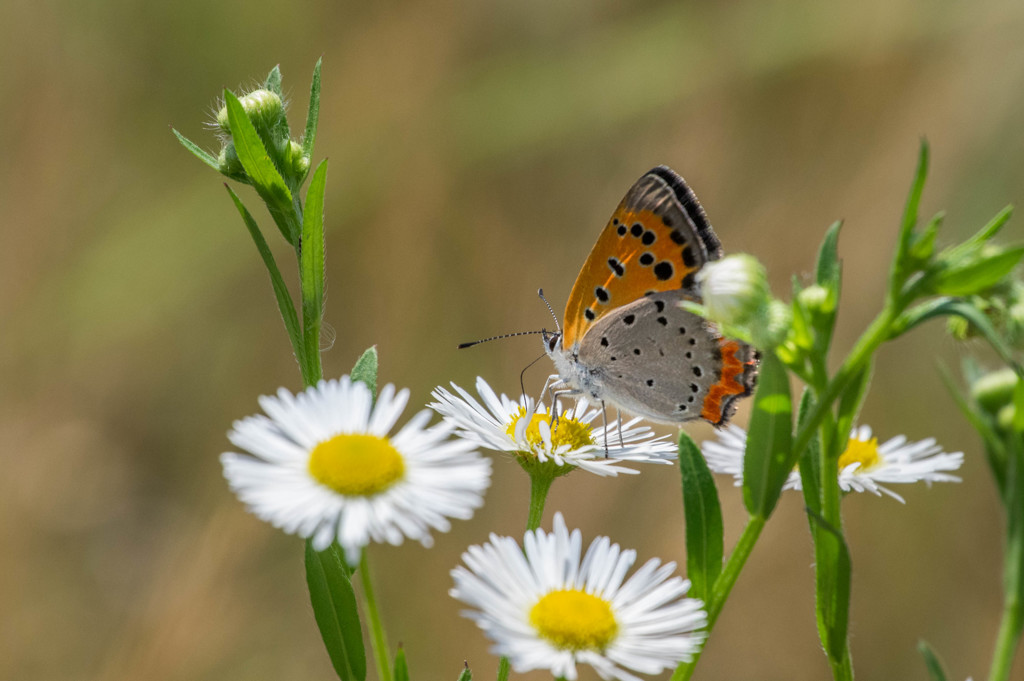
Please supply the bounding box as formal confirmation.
[544,166,758,426]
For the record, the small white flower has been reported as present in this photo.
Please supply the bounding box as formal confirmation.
[450,513,707,681]
[702,424,963,503]
[430,377,677,477]
[221,375,492,563]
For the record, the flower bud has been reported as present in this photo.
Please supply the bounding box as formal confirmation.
[695,254,772,329]
[971,368,1020,414]
[797,284,834,315]
[217,142,245,179]
[216,89,284,137]
[997,403,1017,432]
[277,138,309,179]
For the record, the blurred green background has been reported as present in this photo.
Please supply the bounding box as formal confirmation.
[2,0,1023,679]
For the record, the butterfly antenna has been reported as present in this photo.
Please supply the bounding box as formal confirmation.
[457,330,546,349]
[519,352,548,402]
[537,289,561,333]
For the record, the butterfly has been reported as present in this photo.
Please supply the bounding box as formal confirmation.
[542,166,759,426]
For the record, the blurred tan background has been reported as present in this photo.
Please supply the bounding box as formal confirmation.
[2,1,1023,679]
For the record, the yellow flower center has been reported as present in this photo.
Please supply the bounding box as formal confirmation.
[838,436,881,472]
[505,407,595,453]
[308,433,405,496]
[529,589,618,651]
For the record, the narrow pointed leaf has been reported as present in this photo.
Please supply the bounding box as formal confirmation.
[225,185,307,379]
[265,64,283,96]
[796,390,822,517]
[955,204,1014,254]
[305,540,367,681]
[742,351,794,518]
[894,298,1022,373]
[393,647,410,681]
[172,128,221,172]
[457,661,473,681]
[815,220,843,289]
[890,140,929,294]
[808,509,851,664]
[224,90,298,244]
[939,363,1007,493]
[677,431,723,603]
[917,640,949,681]
[300,159,328,384]
[935,245,1024,296]
[351,346,379,400]
[899,141,929,255]
[1003,421,1024,633]
[303,57,323,159]
[495,657,508,681]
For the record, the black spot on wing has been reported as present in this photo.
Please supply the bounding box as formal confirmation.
[654,261,674,281]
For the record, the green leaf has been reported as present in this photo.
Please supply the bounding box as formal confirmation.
[894,298,1022,374]
[351,347,379,400]
[796,389,822,517]
[808,509,852,665]
[172,128,222,173]
[305,540,367,681]
[917,640,949,681]
[899,141,929,255]
[300,159,328,385]
[677,431,724,603]
[303,57,323,161]
[393,646,410,681]
[938,362,1008,495]
[890,140,929,296]
[1014,377,1024,433]
[225,185,308,381]
[457,661,473,681]
[934,245,1024,296]
[224,90,298,244]
[955,204,1014,255]
[815,220,843,290]
[1003,423,1024,630]
[909,212,943,264]
[835,362,873,450]
[742,351,794,518]
[265,64,283,96]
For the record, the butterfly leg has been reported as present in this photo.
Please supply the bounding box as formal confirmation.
[599,400,609,457]
[616,407,625,449]
[547,381,581,433]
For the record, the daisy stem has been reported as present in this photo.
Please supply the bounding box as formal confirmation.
[526,472,555,531]
[708,515,766,626]
[359,552,393,681]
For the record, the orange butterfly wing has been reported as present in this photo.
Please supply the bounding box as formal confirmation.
[561,166,723,349]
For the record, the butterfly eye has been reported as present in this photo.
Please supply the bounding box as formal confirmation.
[547,334,559,352]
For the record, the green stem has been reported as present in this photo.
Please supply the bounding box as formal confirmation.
[830,646,854,681]
[672,515,767,681]
[526,473,554,531]
[792,303,898,463]
[359,552,393,681]
[987,597,1022,681]
[496,655,511,681]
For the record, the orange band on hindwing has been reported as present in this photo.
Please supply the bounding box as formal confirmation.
[700,340,758,425]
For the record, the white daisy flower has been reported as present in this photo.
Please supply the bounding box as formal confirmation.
[430,377,677,477]
[450,512,707,681]
[221,375,492,563]
[702,424,963,503]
